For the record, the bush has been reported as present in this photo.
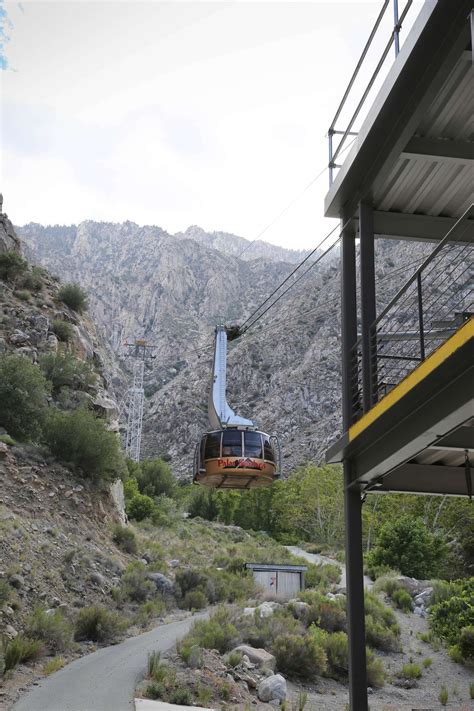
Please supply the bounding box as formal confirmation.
[25,608,73,653]
[52,319,73,343]
[42,656,65,675]
[112,524,138,554]
[365,592,400,652]
[58,283,88,313]
[74,605,127,643]
[439,684,448,706]
[43,408,123,479]
[175,569,208,598]
[429,578,474,651]
[169,689,192,705]
[422,657,432,668]
[367,515,446,579]
[127,493,156,521]
[20,266,44,292]
[272,633,327,679]
[309,627,385,687]
[372,571,402,596]
[136,458,176,499]
[397,662,422,680]
[184,608,238,654]
[0,251,27,281]
[16,289,31,301]
[135,599,165,626]
[305,562,341,589]
[0,355,50,439]
[0,434,16,446]
[392,588,413,612]
[0,580,11,605]
[3,635,43,671]
[40,353,96,396]
[306,598,346,633]
[122,561,155,603]
[459,625,474,660]
[366,648,385,688]
[183,590,208,610]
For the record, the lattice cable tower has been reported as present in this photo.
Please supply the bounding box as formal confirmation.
[124,339,156,462]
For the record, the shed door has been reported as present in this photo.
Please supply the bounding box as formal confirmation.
[276,571,301,599]
[253,570,277,595]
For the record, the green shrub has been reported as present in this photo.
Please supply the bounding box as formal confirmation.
[303,592,346,632]
[43,408,123,479]
[25,608,72,652]
[175,569,208,598]
[439,684,448,706]
[429,578,474,649]
[183,590,208,610]
[112,524,138,554]
[272,633,327,679]
[0,354,50,439]
[459,625,474,660]
[366,515,446,579]
[364,591,400,651]
[58,283,88,313]
[40,353,96,396]
[16,289,31,301]
[42,656,65,675]
[52,319,73,342]
[0,579,11,605]
[122,561,155,603]
[366,648,385,688]
[136,458,176,499]
[372,571,402,596]
[469,681,474,699]
[392,588,413,613]
[147,650,162,678]
[0,251,27,281]
[239,608,302,650]
[3,635,43,671]
[397,662,422,680]
[135,599,165,626]
[169,689,192,705]
[449,644,463,663]
[422,657,432,668]
[146,682,165,700]
[184,608,238,654]
[305,562,341,589]
[74,605,127,643]
[127,493,155,521]
[20,267,44,292]
[0,434,15,446]
[227,651,243,668]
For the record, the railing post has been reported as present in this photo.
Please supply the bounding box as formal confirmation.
[417,272,425,361]
[393,0,400,56]
[341,215,358,427]
[329,129,334,186]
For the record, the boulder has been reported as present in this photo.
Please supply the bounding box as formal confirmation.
[257,601,282,618]
[8,573,24,589]
[243,607,256,616]
[414,587,433,607]
[147,572,175,596]
[4,625,18,639]
[90,572,106,587]
[232,645,276,670]
[9,330,30,345]
[257,674,287,702]
[288,600,310,619]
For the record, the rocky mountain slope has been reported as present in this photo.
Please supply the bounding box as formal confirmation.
[18,220,433,478]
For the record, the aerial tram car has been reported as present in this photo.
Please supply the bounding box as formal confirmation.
[193,325,280,489]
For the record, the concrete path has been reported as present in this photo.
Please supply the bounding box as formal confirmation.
[286,545,373,589]
[13,614,206,711]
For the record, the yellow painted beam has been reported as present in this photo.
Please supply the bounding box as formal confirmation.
[349,318,474,441]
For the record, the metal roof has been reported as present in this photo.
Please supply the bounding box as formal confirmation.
[324,0,474,240]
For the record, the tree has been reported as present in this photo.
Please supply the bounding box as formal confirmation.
[43,408,124,479]
[271,464,345,546]
[127,493,155,521]
[39,353,96,396]
[367,514,446,579]
[0,355,50,439]
[136,458,176,498]
[58,283,88,313]
[0,251,27,281]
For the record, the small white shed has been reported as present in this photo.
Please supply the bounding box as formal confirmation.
[246,563,307,600]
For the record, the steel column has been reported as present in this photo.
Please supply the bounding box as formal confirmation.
[359,202,376,411]
[344,463,368,711]
[341,217,358,427]
[341,218,368,711]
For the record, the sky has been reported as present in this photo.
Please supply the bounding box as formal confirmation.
[0,0,423,249]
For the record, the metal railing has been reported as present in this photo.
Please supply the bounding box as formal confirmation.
[349,206,474,422]
[328,0,414,185]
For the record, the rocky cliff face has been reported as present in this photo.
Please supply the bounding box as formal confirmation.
[18,220,432,478]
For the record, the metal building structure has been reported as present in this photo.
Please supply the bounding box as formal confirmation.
[124,339,155,462]
[323,2,473,708]
[245,563,307,600]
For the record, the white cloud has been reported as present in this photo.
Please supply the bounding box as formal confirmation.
[1,0,424,247]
